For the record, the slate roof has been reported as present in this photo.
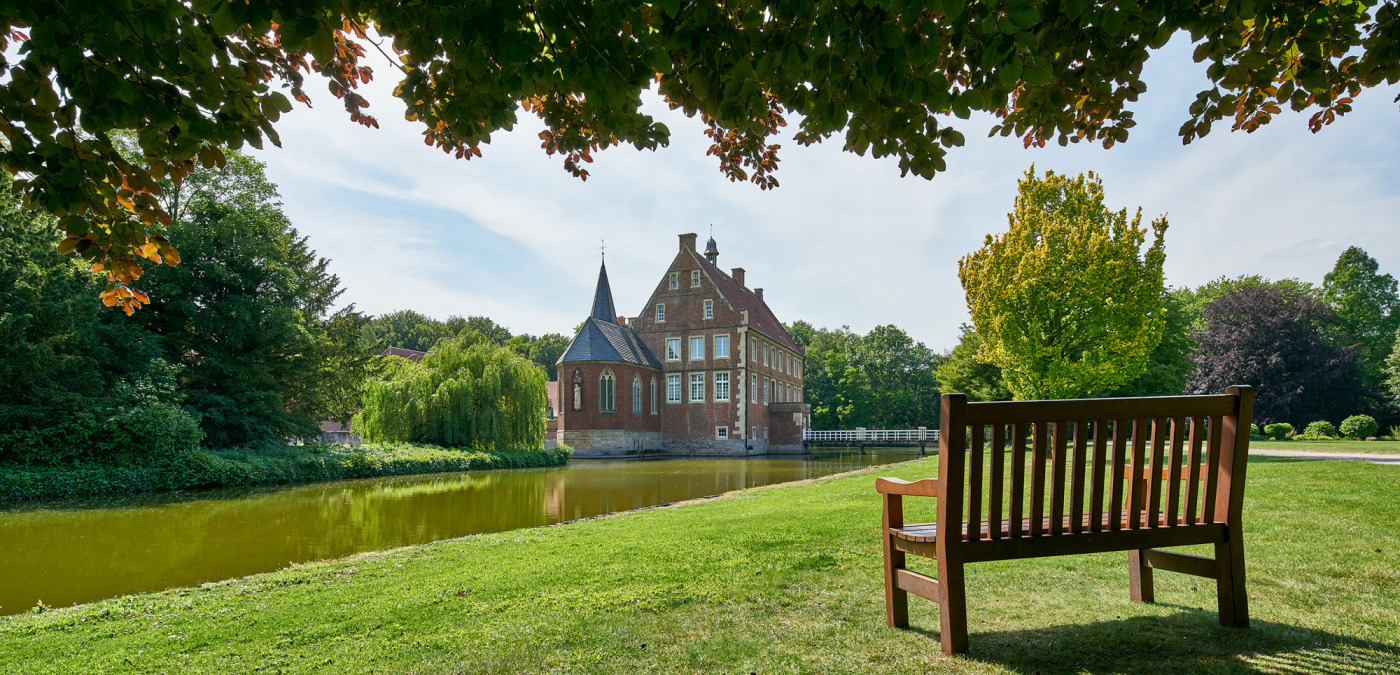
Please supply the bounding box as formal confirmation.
[558,317,663,369]
[591,260,617,322]
[692,250,802,353]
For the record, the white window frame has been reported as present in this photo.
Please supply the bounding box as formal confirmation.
[650,375,658,413]
[763,377,769,404]
[689,336,704,360]
[752,338,758,362]
[666,374,681,403]
[691,270,701,287]
[656,304,666,322]
[752,375,758,403]
[666,338,681,361]
[763,344,769,366]
[714,372,730,401]
[703,299,713,319]
[714,335,730,359]
[715,426,729,440]
[689,373,705,402]
[668,272,678,290]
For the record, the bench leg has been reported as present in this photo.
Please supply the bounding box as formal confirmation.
[1215,534,1249,628]
[1128,549,1154,603]
[937,557,969,655]
[883,534,908,628]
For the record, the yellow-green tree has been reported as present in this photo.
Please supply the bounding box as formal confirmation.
[958,168,1168,400]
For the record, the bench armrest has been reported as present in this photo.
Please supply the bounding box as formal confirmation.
[875,477,940,497]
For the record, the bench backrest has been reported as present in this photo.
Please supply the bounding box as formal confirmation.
[937,386,1254,553]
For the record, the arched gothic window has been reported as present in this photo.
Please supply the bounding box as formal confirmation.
[650,376,658,413]
[599,369,616,412]
[632,374,642,412]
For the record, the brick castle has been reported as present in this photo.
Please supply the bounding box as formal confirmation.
[553,233,811,456]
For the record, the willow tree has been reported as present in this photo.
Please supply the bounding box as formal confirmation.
[354,337,547,450]
[958,167,1167,400]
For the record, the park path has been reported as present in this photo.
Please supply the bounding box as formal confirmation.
[1250,448,1400,465]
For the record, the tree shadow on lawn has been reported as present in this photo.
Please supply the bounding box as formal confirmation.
[903,607,1398,674]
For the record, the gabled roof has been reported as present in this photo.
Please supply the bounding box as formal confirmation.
[382,346,427,361]
[591,260,617,323]
[691,250,801,353]
[558,317,663,369]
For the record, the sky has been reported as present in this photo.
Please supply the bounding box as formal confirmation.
[249,35,1400,353]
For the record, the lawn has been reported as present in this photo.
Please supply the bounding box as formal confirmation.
[1250,438,1400,454]
[1,456,1397,674]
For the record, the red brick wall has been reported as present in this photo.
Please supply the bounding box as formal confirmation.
[629,239,806,445]
[556,362,661,433]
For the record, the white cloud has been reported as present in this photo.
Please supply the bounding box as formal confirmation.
[252,35,1400,350]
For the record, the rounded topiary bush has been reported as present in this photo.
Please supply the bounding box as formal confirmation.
[1303,421,1338,440]
[1339,415,1379,440]
[1263,423,1293,440]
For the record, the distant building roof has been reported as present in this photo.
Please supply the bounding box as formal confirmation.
[692,249,801,353]
[558,317,663,369]
[382,346,427,361]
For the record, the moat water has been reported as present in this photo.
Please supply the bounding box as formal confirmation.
[0,450,918,616]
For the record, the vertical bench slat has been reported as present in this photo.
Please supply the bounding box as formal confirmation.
[1089,420,1108,532]
[968,424,984,543]
[989,424,1005,540]
[1010,422,1026,538]
[1050,421,1068,535]
[1030,422,1048,537]
[1186,416,1205,524]
[1070,420,1088,534]
[1203,415,1223,524]
[1127,419,1149,529]
[1148,418,1167,528]
[1166,416,1185,527]
[1109,419,1128,531]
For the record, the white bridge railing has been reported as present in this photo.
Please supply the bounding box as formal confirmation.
[803,428,940,443]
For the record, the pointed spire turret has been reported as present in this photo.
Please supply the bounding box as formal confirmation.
[704,235,719,265]
[590,259,617,323]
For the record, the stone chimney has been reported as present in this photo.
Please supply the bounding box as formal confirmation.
[616,316,627,326]
[754,288,764,301]
[679,233,697,252]
[731,267,745,287]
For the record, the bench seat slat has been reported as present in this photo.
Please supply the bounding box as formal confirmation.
[890,511,1221,544]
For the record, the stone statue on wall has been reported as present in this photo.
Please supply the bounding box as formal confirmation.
[572,370,582,411]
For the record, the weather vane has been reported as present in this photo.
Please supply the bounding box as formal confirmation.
[600,238,606,259]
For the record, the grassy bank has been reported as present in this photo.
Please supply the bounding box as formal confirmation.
[0,443,572,505]
[1251,438,1400,453]
[1,455,1396,673]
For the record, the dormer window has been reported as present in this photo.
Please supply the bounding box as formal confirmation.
[703,299,713,319]
[691,270,701,287]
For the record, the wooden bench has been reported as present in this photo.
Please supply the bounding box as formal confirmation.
[878,386,1254,654]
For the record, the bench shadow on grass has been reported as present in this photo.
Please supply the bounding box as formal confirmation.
[901,608,1399,674]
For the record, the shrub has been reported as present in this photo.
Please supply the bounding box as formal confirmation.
[1263,423,1293,440]
[1339,415,1379,440]
[1389,425,1400,441]
[1303,421,1338,440]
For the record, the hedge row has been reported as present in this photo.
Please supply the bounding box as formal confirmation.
[0,443,572,505]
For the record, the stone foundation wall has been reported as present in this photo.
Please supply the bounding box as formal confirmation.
[561,429,663,457]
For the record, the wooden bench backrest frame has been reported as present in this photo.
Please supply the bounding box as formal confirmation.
[938,386,1253,565]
